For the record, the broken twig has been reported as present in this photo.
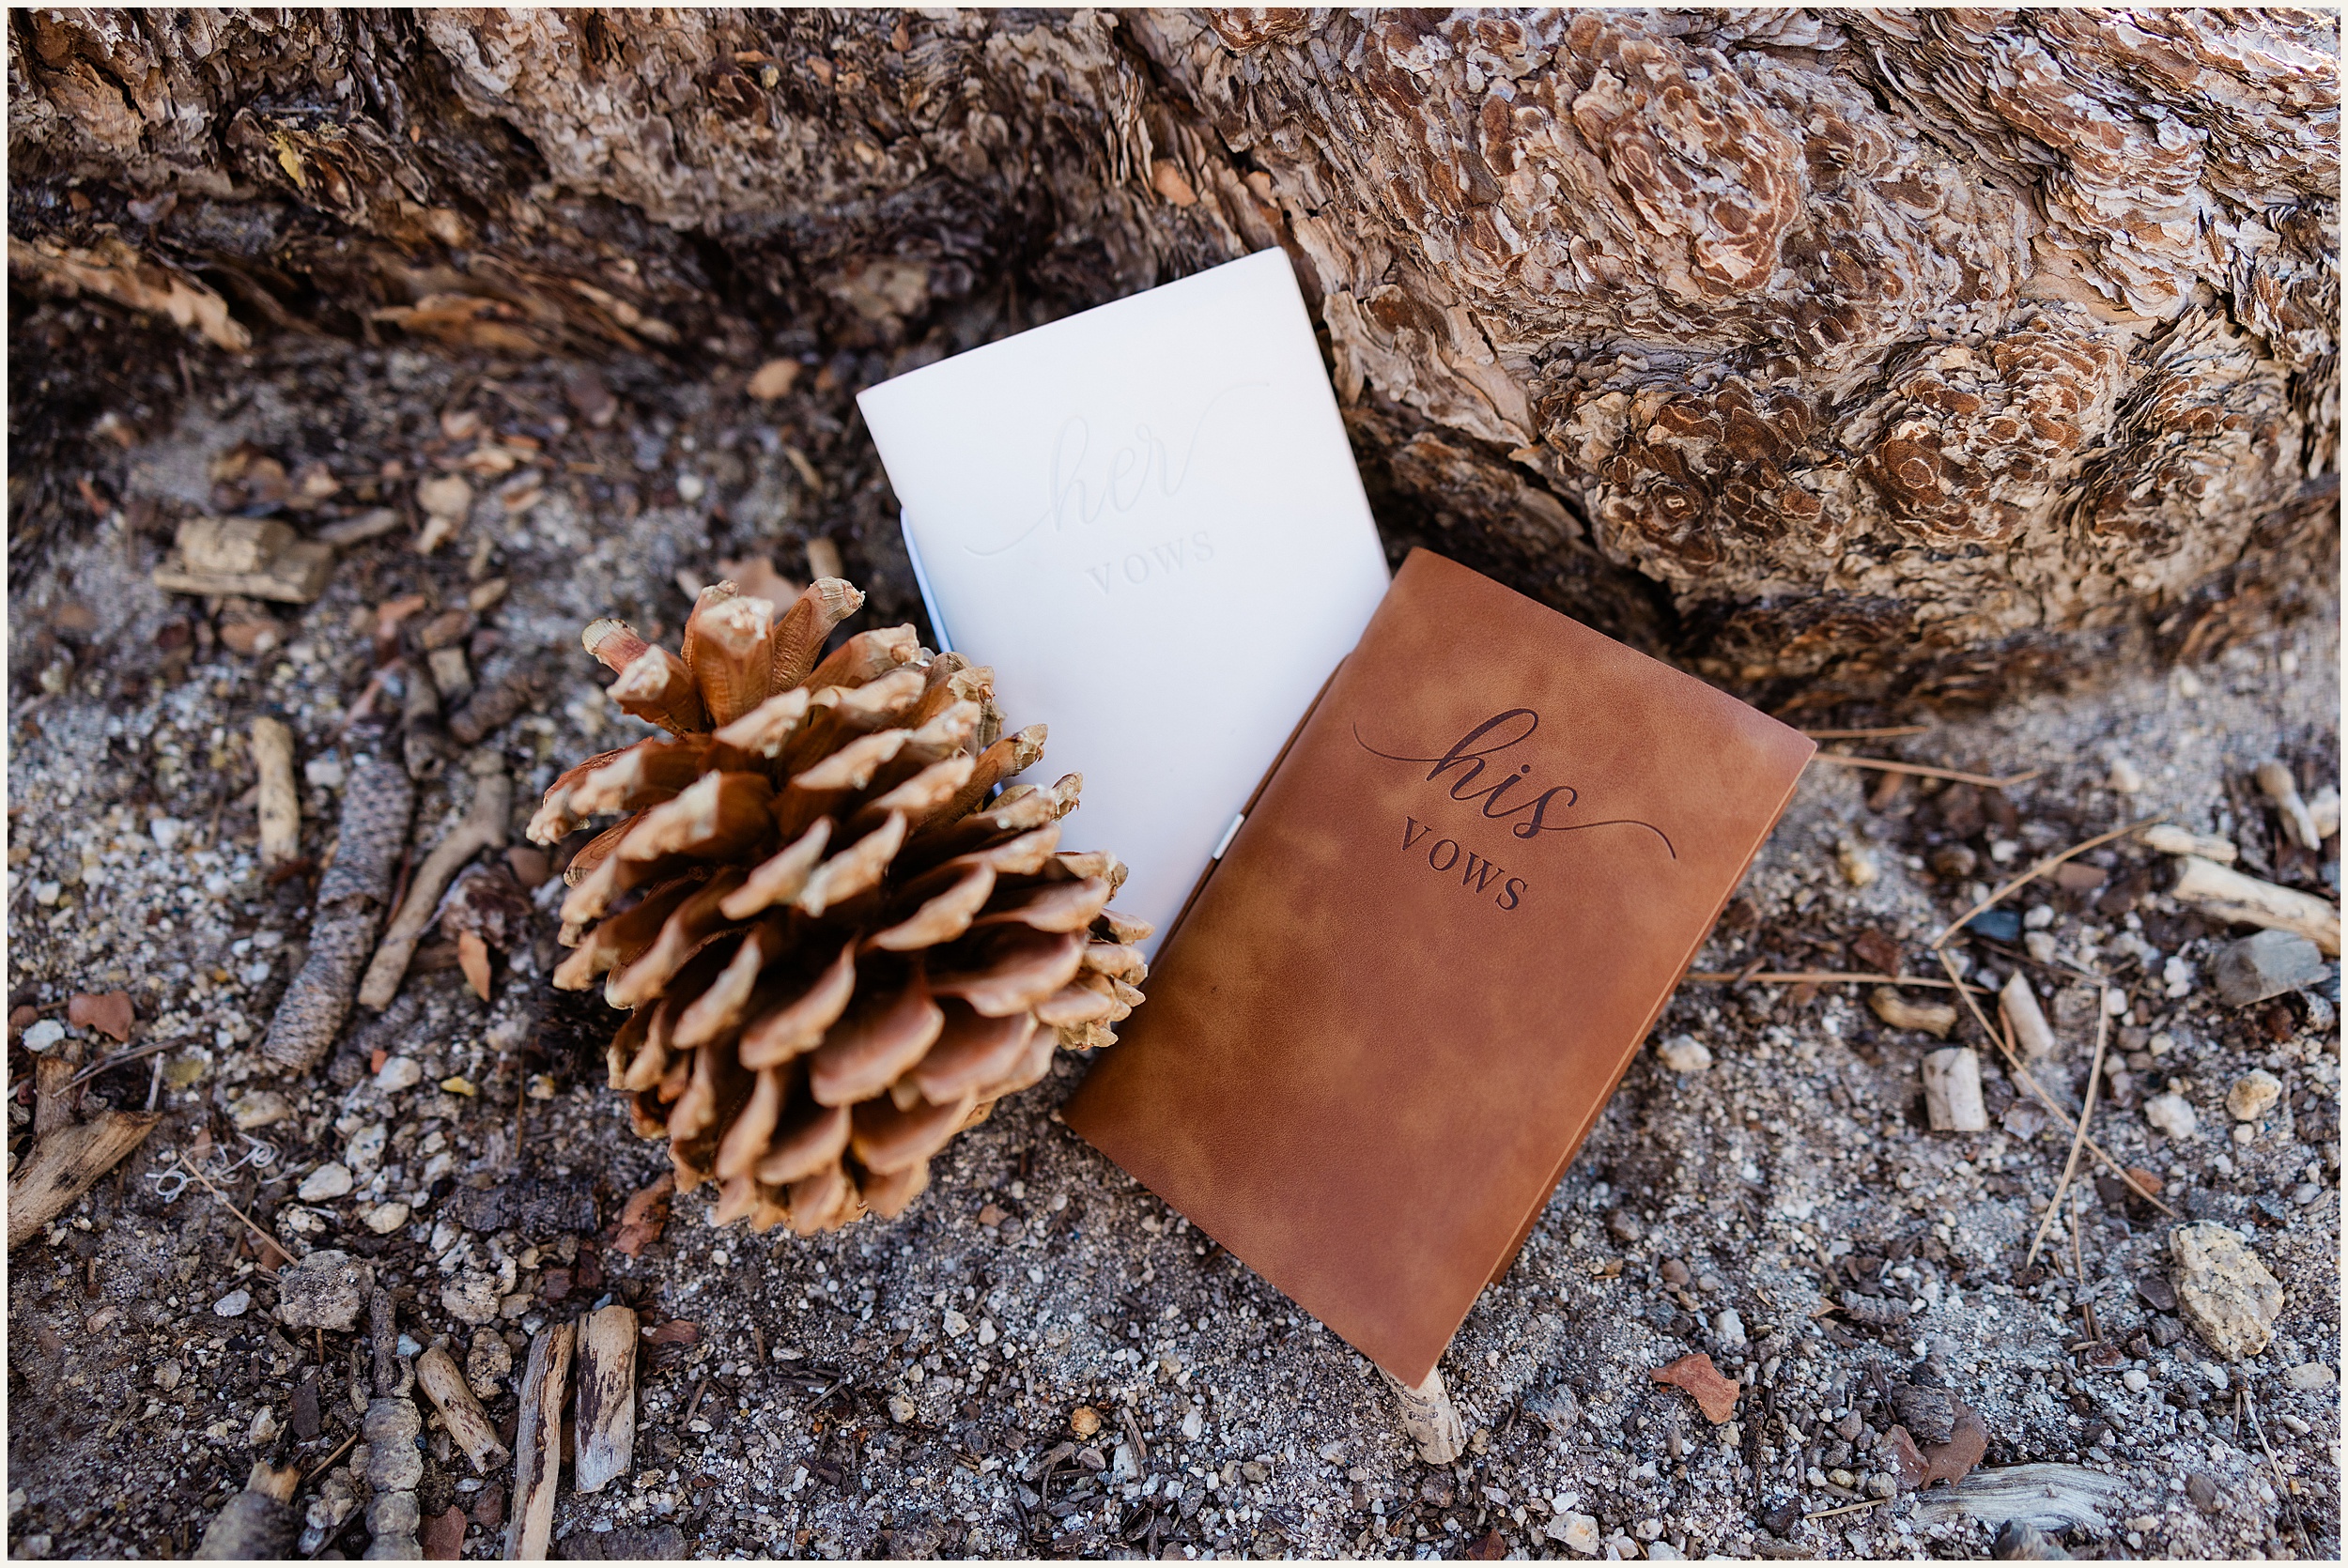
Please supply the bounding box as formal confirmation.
[507,1320,575,1559]
[7,1110,162,1248]
[2024,1002,2109,1271]
[356,763,510,1008]
[416,1345,510,1476]
[1810,754,2039,790]
[572,1304,640,1493]
[1930,818,2159,950]
[252,715,301,870]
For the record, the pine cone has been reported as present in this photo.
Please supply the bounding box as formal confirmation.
[531,577,1151,1235]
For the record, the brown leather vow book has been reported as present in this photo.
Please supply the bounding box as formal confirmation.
[1062,549,1815,1385]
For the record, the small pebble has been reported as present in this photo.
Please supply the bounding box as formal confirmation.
[2023,903,2055,930]
[364,1201,411,1235]
[2169,1222,2283,1361]
[2123,1369,2150,1392]
[2108,759,2144,793]
[440,1076,477,1097]
[2286,1362,2336,1391]
[2024,930,2059,964]
[2225,1070,2280,1121]
[299,1163,355,1202]
[1658,1036,1712,1074]
[230,1091,291,1130]
[1713,1310,1746,1348]
[304,757,346,790]
[1070,1406,1103,1437]
[21,1019,65,1053]
[213,1288,252,1318]
[2144,1094,2200,1140]
[1660,1259,1691,1288]
[374,1055,423,1092]
[2213,930,2330,1009]
[942,1309,970,1337]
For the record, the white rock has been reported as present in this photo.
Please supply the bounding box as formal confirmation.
[249,1407,280,1445]
[2123,1369,2150,1392]
[2228,1071,2281,1121]
[1714,1309,1746,1348]
[20,1019,65,1053]
[675,471,706,502]
[231,1091,291,1130]
[2024,903,2056,930]
[346,1122,388,1170]
[1658,1036,1712,1074]
[304,757,346,790]
[299,1163,354,1202]
[2144,1094,2200,1140]
[441,1271,501,1326]
[374,1055,423,1092]
[1836,839,1879,888]
[888,1394,917,1423]
[150,817,185,851]
[1548,1512,1600,1554]
[2170,1222,2283,1361]
[364,1201,410,1235]
[2108,759,2145,793]
[2024,930,2060,964]
[213,1288,253,1318]
[942,1309,970,1337]
[978,1318,998,1346]
[1646,1545,1686,1561]
[2286,1362,2337,1391]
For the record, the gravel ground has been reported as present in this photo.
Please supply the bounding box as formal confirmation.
[7,310,2340,1561]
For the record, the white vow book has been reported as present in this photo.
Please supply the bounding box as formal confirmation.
[857,249,1391,952]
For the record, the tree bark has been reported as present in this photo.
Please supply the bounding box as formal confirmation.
[8,8,2337,708]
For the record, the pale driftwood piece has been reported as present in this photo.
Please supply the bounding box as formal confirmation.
[507,1321,575,1560]
[1911,1463,2131,1533]
[417,1345,510,1475]
[1922,1047,1989,1133]
[264,756,414,1071]
[356,765,511,1008]
[7,1110,162,1248]
[153,516,335,603]
[1381,1362,1465,1466]
[570,1304,640,1493]
[252,715,301,870]
[193,1460,301,1559]
[2171,855,2340,956]
[2140,823,2238,863]
[2255,761,2322,852]
[1869,986,1957,1039]
[1998,975,2058,1063]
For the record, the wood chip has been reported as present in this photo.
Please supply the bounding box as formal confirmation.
[1652,1351,1740,1423]
[153,516,334,603]
[415,1345,511,1476]
[7,1110,161,1248]
[507,1321,574,1560]
[571,1305,640,1493]
[251,715,301,870]
[2171,854,2340,955]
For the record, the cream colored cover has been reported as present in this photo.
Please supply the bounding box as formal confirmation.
[857,250,1391,951]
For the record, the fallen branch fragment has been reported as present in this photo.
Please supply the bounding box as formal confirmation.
[508,1320,575,1560]
[357,763,510,1008]
[1870,986,1957,1038]
[263,755,414,1071]
[1381,1362,1465,1465]
[2170,855,2340,956]
[2255,761,2322,852]
[1922,1048,1988,1132]
[193,1460,301,1559]
[154,516,335,603]
[8,1110,161,1248]
[1999,975,2058,1062]
[1810,754,2039,789]
[252,715,301,870]
[1931,818,2159,949]
[2139,822,2237,862]
[571,1304,640,1493]
[416,1345,511,1475]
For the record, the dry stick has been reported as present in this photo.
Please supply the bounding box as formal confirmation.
[171,1153,288,1273]
[1800,725,1931,741]
[2024,1003,2109,1273]
[1929,817,2162,950]
[304,1430,360,1484]
[355,767,511,1008]
[1934,945,2176,1218]
[1809,754,2041,789]
[1803,1499,1885,1521]
[2241,1388,2310,1556]
[1684,969,1983,992]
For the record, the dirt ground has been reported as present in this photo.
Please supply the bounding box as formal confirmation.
[6,301,2340,1561]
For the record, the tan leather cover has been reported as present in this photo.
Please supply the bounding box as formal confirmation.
[1062,549,1815,1385]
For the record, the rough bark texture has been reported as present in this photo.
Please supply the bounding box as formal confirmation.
[8,8,2338,708]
